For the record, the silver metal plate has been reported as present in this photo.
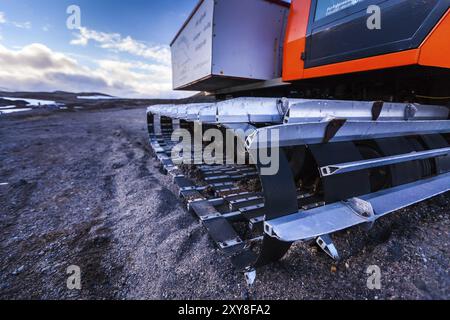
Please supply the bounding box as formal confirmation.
[265,172,450,242]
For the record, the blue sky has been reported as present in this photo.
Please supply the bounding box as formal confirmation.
[0,0,199,98]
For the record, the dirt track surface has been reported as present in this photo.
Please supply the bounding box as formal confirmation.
[0,107,449,300]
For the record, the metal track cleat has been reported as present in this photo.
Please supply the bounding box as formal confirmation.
[316,234,340,261]
[244,268,257,286]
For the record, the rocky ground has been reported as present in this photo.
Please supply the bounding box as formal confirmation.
[0,106,448,300]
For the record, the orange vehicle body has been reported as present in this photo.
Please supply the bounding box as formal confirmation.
[282,0,450,82]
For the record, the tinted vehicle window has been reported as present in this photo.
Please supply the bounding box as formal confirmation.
[315,0,366,21]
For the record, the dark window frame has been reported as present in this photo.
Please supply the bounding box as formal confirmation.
[309,0,387,28]
[304,0,450,68]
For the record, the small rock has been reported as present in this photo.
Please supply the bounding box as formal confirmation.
[12,265,25,275]
[422,256,427,263]
[112,163,125,170]
[331,265,337,273]
[41,266,50,272]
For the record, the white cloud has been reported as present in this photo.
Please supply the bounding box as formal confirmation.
[0,11,31,29]
[12,21,32,29]
[71,27,171,65]
[0,43,189,98]
[0,12,6,24]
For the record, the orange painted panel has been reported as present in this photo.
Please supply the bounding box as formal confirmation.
[282,0,311,81]
[419,9,450,68]
[282,2,449,82]
[303,49,420,79]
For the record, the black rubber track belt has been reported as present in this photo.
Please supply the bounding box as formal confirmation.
[232,148,299,270]
[375,137,422,186]
[421,134,450,174]
[309,142,371,203]
[407,137,433,178]
[232,142,374,269]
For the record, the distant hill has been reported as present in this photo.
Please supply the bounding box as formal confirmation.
[0,91,216,111]
[0,91,112,103]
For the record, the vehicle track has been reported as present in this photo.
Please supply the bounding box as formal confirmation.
[0,107,448,300]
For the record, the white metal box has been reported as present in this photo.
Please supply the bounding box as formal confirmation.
[171,0,289,91]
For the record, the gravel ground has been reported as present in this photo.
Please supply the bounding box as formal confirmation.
[0,107,449,300]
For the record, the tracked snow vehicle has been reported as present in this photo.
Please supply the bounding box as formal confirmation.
[147,0,450,277]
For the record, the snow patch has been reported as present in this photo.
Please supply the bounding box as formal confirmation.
[77,95,117,100]
[1,97,64,107]
[0,108,33,114]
